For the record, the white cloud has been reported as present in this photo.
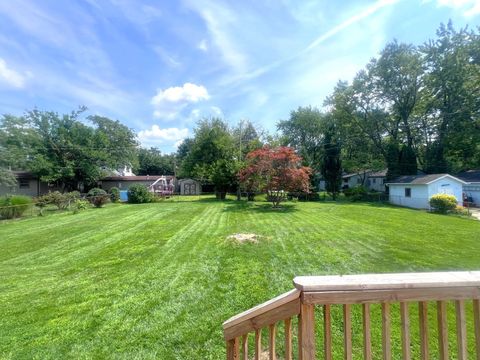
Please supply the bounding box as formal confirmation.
[0,58,26,88]
[151,83,210,118]
[430,0,480,16]
[198,39,208,51]
[138,125,189,148]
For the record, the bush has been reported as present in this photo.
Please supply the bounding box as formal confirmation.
[0,195,32,219]
[127,184,153,204]
[72,199,90,214]
[87,188,110,208]
[35,191,80,211]
[109,187,120,203]
[344,186,368,201]
[429,193,457,214]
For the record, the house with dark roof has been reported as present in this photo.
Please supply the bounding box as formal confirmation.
[457,170,480,206]
[386,174,466,209]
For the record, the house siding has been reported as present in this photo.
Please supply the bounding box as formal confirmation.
[0,178,40,197]
[389,184,430,209]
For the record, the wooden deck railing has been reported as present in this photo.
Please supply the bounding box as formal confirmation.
[223,271,480,360]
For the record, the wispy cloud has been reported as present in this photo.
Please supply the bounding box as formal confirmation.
[0,58,27,88]
[183,0,248,72]
[426,0,480,17]
[222,0,399,85]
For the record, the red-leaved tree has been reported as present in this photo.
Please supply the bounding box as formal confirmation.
[238,146,311,207]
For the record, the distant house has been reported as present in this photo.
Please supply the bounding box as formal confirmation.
[342,172,369,189]
[366,170,387,192]
[342,170,387,192]
[386,174,466,209]
[457,170,480,207]
[178,178,201,195]
[0,171,63,197]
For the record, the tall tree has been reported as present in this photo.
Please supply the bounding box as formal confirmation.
[321,123,342,200]
[180,118,237,198]
[277,106,324,182]
[136,147,175,175]
[420,22,480,172]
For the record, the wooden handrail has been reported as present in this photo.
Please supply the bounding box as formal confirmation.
[293,271,480,291]
[223,271,480,360]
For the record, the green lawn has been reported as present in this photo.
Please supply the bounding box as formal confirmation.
[0,197,479,359]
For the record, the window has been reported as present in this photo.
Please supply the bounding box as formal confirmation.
[19,179,30,189]
[405,188,411,198]
[372,178,376,184]
[383,178,386,184]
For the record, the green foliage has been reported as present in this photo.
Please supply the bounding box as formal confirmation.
[87,188,110,208]
[71,199,90,214]
[344,186,368,201]
[0,195,32,219]
[127,184,153,204]
[136,147,175,175]
[429,193,458,213]
[0,168,17,188]
[180,118,238,194]
[0,109,138,191]
[109,187,120,203]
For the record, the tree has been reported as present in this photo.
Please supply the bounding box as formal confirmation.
[137,147,175,175]
[1,108,139,191]
[321,124,342,200]
[0,168,17,189]
[277,106,324,186]
[420,22,480,172]
[238,146,311,207]
[180,118,237,198]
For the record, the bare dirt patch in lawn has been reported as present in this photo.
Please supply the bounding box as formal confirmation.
[227,233,261,244]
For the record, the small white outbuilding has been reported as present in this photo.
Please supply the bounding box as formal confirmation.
[386,174,466,209]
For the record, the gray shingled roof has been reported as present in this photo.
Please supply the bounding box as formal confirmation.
[456,170,480,183]
[387,173,459,185]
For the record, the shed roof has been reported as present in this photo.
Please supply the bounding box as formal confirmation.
[386,173,467,185]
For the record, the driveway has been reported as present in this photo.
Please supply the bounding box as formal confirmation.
[470,208,480,221]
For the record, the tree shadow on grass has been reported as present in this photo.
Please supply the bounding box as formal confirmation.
[222,201,299,213]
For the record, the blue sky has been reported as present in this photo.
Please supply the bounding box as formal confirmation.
[0,0,479,153]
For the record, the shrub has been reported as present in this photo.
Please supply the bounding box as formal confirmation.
[0,195,32,219]
[429,193,457,214]
[344,186,368,201]
[87,188,110,208]
[72,199,90,214]
[452,205,470,216]
[127,184,153,204]
[109,187,120,203]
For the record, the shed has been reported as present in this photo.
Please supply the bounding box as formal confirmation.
[457,170,480,207]
[178,179,201,195]
[386,174,466,209]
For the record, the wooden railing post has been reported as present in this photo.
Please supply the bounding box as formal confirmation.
[299,303,316,360]
[227,338,240,360]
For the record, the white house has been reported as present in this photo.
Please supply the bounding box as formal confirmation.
[457,170,480,207]
[386,174,467,209]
